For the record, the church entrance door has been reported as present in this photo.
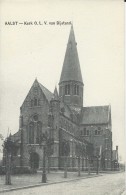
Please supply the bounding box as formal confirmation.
[30,152,39,169]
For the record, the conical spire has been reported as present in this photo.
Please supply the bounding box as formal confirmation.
[59,25,83,84]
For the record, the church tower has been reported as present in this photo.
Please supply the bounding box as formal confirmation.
[59,25,84,108]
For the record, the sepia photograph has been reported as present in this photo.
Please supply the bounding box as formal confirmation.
[0,0,125,194]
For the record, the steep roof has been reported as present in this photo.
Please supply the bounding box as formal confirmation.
[80,105,110,125]
[39,83,53,102]
[59,25,83,84]
[21,79,53,108]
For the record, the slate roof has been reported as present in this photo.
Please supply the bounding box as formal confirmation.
[59,25,83,84]
[80,105,110,125]
[39,83,53,102]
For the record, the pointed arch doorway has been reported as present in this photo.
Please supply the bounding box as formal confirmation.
[30,152,39,169]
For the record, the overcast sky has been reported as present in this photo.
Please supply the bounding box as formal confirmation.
[0,0,125,162]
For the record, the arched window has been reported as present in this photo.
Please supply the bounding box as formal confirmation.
[30,99,40,107]
[95,129,100,135]
[83,128,89,136]
[61,140,70,156]
[77,85,79,95]
[65,84,70,95]
[34,98,38,106]
[36,122,42,144]
[74,85,79,95]
[29,122,34,144]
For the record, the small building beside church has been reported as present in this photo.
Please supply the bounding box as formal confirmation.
[4,25,114,171]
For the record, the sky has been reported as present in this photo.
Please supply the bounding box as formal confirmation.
[0,0,125,162]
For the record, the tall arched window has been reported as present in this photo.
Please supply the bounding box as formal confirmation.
[65,84,70,95]
[30,99,40,107]
[29,122,34,144]
[74,85,79,95]
[77,85,79,95]
[34,98,38,106]
[36,121,42,144]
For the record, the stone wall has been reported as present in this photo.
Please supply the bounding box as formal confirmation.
[80,124,112,170]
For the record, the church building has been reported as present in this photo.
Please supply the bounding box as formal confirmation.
[7,25,113,171]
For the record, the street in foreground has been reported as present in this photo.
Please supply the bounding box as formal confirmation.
[2,172,125,195]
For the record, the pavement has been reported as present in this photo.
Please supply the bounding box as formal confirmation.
[0,171,101,193]
[1,172,125,195]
